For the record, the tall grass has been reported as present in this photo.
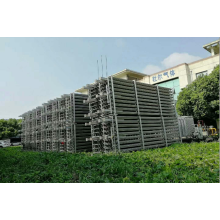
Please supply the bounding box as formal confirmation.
[0,142,219,183]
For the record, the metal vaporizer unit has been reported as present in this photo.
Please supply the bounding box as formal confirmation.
[84,76,181,153]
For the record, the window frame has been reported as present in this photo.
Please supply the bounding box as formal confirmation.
[196,70,208,78]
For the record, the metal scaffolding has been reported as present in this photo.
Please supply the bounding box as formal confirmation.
[20,93,92,153]
[20,77,181,154]
[178,116,195,138]
[84,77,181,153]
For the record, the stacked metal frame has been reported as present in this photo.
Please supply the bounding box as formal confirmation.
[21,112,28,150]
[22,110,34,151]
[84,78,114,153]
[84,76,181,153]
[19,93,92,153]
[35,106,42,151]
[74,93,92,152]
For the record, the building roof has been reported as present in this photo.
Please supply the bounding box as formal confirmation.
[112,69,146,77]
[75,87,88,93]
[75,69,146,93]
[203,39,219,54]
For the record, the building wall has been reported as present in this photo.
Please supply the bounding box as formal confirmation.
[138,75,150,84]
[139,54,219,89]
[139,63,191,89]
[138,54,219,100]
[189,54,219,81]
[115,72,128,80]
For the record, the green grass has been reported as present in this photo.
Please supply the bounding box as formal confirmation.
[0,142,219,183]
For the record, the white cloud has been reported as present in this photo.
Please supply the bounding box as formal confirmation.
[142,64,162,75]
[161,53,201,69]
[142,53,202,74]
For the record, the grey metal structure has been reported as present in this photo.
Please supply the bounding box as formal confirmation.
[20,93,92,153]
[178,116,195,138]
[84,77,181,153]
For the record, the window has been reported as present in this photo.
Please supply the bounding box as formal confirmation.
[157,78,180,101]
[196,70,207,78]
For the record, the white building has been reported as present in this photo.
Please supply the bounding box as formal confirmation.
[76,40,219,100]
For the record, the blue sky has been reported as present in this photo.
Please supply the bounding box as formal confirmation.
[0,37,218,119]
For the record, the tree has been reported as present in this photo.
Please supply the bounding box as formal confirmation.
[0,119,22,140]
[176,65,219,125]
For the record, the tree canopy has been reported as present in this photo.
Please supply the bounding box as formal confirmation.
[0,119,22,140]
[176,65,219,125]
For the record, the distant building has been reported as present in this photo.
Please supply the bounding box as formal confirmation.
[76,40,219,100]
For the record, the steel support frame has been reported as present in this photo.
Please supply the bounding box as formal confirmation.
[73,93,77,153]
[133,80,145,149]
[110,76,120,152]
[156,85,168,147]
[107,77,116,153]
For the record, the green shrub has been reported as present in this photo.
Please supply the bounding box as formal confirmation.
[0,142,219,183]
